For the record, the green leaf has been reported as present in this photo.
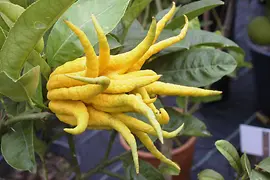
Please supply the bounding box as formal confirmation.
[163,107,211,137]
[122,154,165,180]
[0,66,40,102]
[166,0,224,30]
[1,97,27,117]
[121,19,145,52]
[1,121,36,172]
[250,170,270,180]
[0,15,10,32]
[0,1,44,53]
[46,0,130,68]
[0,26,6,49]
[23,62,44,106]
[177,95,222,105]
[256,157,270,174]
[198,169,224,180]
[241,153,251,176]
[0,2,25,22]
[93,34,122,54]
[27,50,51,80]
[158,162,180,176]
[215,140,242,175]
[0,0,75,80]
[122,0,152,29]
[145,48,237,87]
[188,17,201,30]
[9,0,28,8]
[153,29,244,59]
[33,135,47,161]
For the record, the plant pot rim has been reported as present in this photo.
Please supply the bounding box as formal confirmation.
[119,134,197,159]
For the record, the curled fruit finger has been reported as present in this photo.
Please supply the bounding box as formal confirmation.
[49,100,88,135]
[86,93,164,143]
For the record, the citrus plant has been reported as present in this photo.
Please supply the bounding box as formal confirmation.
[0,0,247,179]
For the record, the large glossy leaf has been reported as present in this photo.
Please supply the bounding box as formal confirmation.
[198,169,224,180]
[163,107,211,137]
[1,121,36,172]
[93,34,122,54]
[0,15,9,32]
[166,0,224,30]
[153,29,244,59]
[215,140,242,175]
[0,0,76,80]
[250,170,270,180]
[256,157,270,174]
[122,0,152,29]
[145,48,237,87]
[46,0,130,68]
[9,0,28,8]
[122,154,165,180]
[0,1,44,53]
[0,26,5,48]
[0,66,40,102]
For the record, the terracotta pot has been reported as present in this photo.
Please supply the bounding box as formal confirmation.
[119,135,197,180]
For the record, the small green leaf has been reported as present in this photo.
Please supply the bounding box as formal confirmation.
[188,17,201,30]
[1,121,36,172]
[145,48,237,87]
[122,154,165,180]
[33,135,47,161]
[158,162,180,176]
[177,95,222,105]
[0,0,76,79]
[1,97,27,117]
[250,170,270,180]
[163,107,211,137]
[198,169,224,180]
[23,62,44,106]
[0,66,40,102]
[215,140,242,175]
[27,50,51,80]
[46,0,130,68]
[166,0,224,30]
[241,153,251,176]
[256,157,270,174]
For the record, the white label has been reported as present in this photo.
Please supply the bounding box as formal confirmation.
[240,124,270,157]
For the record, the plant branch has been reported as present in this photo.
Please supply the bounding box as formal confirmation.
[42,159,49,180]
[103,130,117,161]
[81,145,144,179]
[155,0,163,12]
[100,169,126,180]
[4,112,53,127]
[142,5,150,28]
[222,0,235,37]
[188,103,200,114]
[67,134,81,180]
[211,9,223,31]
[184,97,189,114]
